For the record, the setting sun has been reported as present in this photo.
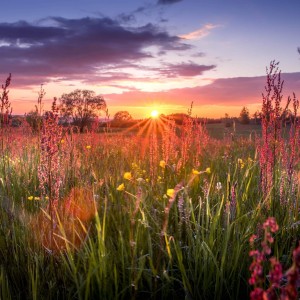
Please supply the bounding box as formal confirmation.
[150,110,159,118]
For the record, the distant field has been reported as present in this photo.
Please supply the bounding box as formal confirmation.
[206,122,262,140]
[101,121,263,140]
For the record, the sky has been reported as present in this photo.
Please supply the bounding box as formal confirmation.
[1,0,300,118]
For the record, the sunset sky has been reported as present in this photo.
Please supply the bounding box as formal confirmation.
[1,0,300,118]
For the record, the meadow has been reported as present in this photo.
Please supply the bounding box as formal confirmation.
[1,62,300,300]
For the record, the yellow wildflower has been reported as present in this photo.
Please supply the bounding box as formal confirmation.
[123,172,132,180]
[238,159,245,169]
[45,196,49,200]
[167,189,175,198]
[131,163,138,169]
[117,183,125,191]
[206,167,211,174]
[34,196,40,201]
[192,169,200,175]
[60,139,65,144]
[27,196,33,201]
[86,145,91,149]
[146,178,150,182]
[159,160,166,168]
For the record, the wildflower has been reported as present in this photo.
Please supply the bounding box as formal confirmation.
[206,167,211,174]
[117,183,125,191]
[167,189,175,198]
[60,139,65,144]
[146,178,149,182]
[249,249,264,286]
[216,182,222,191]
[45,196,49,200]
[159,160,166,168]
[123,172,132,180]
[34,196,41,201]
[136,177,144,183]
[263,217,279,233]
[27,196,34,201]
[192,169,200,175]
[238,158,245,169]
[250,288,264,300]
[268,257,282,287]
[249,234,257,245]
[86,145,91,149]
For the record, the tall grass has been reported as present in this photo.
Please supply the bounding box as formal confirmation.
[0,126,299,299]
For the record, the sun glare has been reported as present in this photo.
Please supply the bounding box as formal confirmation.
[150,110,159,118]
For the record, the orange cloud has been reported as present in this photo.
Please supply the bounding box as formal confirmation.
[179,24,220,40]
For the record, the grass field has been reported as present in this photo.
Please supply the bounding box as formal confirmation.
[0,108,300,300]
[206,122,262,140]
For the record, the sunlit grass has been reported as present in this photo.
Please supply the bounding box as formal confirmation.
[0,119,299,299]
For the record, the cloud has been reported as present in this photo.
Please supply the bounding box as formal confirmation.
[157,0,183,5]
[180,24,219,40]
[105,73,300,109]
[154,62,216,77]
[0,20,65,44]
[0,17,191,86]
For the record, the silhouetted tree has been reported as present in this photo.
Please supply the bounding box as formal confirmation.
[59,89,106,132]
[224,113,232,127]
[114,111,133,121]
[239,106,250,124]
[26,110,41,133]
[253,110,261,124]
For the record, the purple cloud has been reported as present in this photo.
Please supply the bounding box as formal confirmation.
[0,17,191,86]
[105,73,300,107]
[0,20,65,44]
[156,62,216,77]
[157,0,183,5]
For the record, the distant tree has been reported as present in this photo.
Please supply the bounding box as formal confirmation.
[59,89,106,132]
[114,111,133,121]
[239,106,250,124]
[167,113,189,125]
[11,116,22,127]
[26,110,41,133]
[253,110,261,124]
[224,113,232,127]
